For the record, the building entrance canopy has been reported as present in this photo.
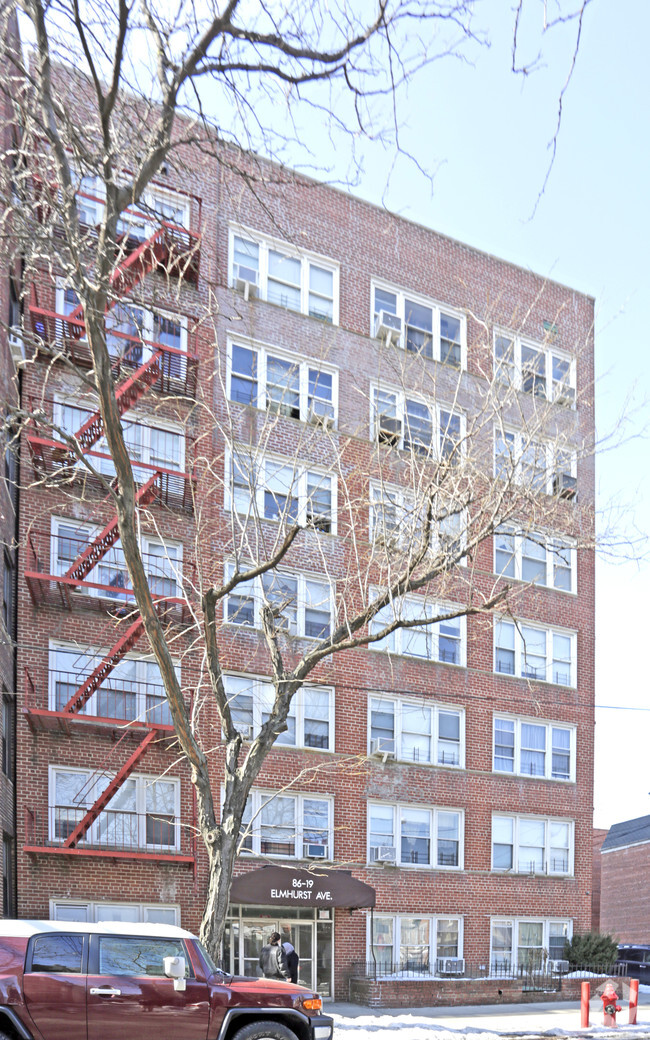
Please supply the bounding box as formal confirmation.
[230,866,376,909]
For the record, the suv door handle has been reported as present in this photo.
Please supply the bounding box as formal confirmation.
[90,987,122,997]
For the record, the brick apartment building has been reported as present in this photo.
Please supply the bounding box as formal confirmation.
[7,71,595,1001]
[599,816,650,942]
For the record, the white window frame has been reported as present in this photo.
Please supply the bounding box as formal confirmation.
[371,279,467,370]
[367,801,464,870]
[368,695,465,769]
[226,449,337,535]
[369,594,467,667]
[236,788,334,861]
[50,517,183,599]
[226,337,339,427]
[493,328,577,407]
[494,527,576,594]
[50,899,180,925]
[489,917,573,974]
[223,673,335,752]
[48,765,181,852]
[370,482,467,562]
[224,563,334,640]
[47,640,177,725]
[491,813,574,876]
[371,383,465,461]
[492,714,576,782]
[493,429,578,500]
[55,284,188,352]
[229,225,340,324]
[367,914,464,975]
[493,617,576,687]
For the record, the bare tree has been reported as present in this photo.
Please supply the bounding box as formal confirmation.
[0,0,595,956]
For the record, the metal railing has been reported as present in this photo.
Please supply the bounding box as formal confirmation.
[351,959,623,982]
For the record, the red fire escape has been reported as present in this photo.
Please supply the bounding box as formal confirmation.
[22,191,200,864]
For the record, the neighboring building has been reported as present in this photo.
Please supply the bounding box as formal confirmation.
[592,827,608,931]
[600,816,650,942]
[10,78,595,1000]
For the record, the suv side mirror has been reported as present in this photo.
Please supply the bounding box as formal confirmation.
[164,955,187,992]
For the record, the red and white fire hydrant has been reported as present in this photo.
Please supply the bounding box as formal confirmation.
[601,982,622,1027]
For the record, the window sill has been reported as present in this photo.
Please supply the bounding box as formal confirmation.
[229,286,339,329]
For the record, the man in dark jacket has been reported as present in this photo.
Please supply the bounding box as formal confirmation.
[259,931,290,980]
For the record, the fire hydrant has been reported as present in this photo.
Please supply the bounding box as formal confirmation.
[601,982,622,1027]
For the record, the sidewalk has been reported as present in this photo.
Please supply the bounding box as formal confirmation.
[329,996,650,1037]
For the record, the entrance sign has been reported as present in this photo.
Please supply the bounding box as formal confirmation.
[230,866,376,909]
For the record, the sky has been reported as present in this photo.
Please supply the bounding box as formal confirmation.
[300,0,649,832]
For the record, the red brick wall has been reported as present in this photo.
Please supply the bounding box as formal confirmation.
[601,843,650,942]
[592,827,608,931]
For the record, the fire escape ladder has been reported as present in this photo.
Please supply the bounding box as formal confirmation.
[62,472,160,584]
[61,617,146,715]
[63,729,159,848]
[72,349,164,453]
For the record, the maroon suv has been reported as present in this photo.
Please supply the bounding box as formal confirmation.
[0,920,334,1040]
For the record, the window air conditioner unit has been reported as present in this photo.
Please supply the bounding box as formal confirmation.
[377,415,402,446]
[548,959,569,973]
[554,386,576,407]
[307,402,335,428]
[233,263,259,300]
[304,843,327,859]
[8,326,25,364]
[554,473,577,500]
[436,957,465,975]
[370,737,395,759]
[375,310,402,344]
[239,724,254,740]
[372,845,397,863]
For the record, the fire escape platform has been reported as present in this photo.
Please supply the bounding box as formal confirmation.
[23,844,194,865]
[23,570,193,625]
[21,707,175,737]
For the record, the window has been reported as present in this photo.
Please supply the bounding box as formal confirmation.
[368,696,464,767]
[50,518,182,601]
[224,674,334,750]
[2,549,14,632]
[494,619,576,686]
[370,485,466,562]
[229,229,339,323]
[2,693,15,778]
[490,918,571,972]
[369,595,466,666]
[117,185,190,241]
[224,564,333,640]
[494,528,575,593]
[48,643,175,725]
[98,936,188,977]
[228,340,338,426]
[368,802,464,868]
[50,900,179,924]
[237,789,333,860]
[494,330,576,406]
[29,934,84,974]
[372,386,464,462]
[3,833,14,917]
[491,814,574,875]
[49,767,180,851]
[372,283,466,369]
[228,452,336,534]
[493,716,575,781]
[494,430,577,500]
[370,915,462,974]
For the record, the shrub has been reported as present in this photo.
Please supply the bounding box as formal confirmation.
[564,931,619,968]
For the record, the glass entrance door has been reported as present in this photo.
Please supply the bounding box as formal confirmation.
[231,911,332,997]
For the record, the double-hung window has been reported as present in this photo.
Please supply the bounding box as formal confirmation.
[372,386,464,462]
[372,283,466,369]
[229,228,339,323]
[48,642,175,725]
[494,430,577,500]
[370,484,467,562]
[224,564,333,640]
[370,915,463,975]
[494,330,576,406]
[493,716,575,781]
[368,696,464,767]
[117,186,190,242]
[369,595,466,666]
[491,814,574,875]
[223,674,334,750]
[238,789,333,859]
[49,766,180,851]
[228,340,338,426]
[228,452,336,533]
[494,618,575,686]
[51,900,179,925]
[494,528,576,593]
[368,802,464,869]
[490,919,571,973]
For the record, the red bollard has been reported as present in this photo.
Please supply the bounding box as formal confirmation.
[581,980,590,1027]
[629,979,639,1025]
[601,981,622,1027]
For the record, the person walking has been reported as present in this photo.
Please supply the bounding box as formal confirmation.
[282,940,299,984]
[259,931,290,981]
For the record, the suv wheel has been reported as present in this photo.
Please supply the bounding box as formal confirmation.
[231,1022,298,1040]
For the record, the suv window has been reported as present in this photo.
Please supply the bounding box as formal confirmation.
[98,936,189,977]
[30,935,84,973]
